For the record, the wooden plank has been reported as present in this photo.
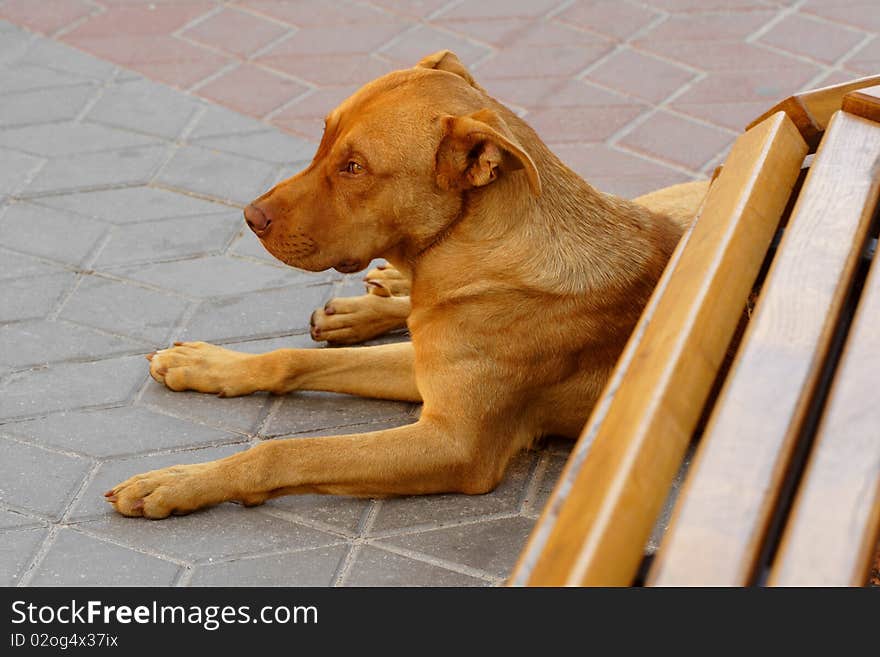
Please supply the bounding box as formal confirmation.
[843,84,880,123]
[509,112,807,586]
[769,181,880,587]
[748,74,880,148]
[649,111,880,587]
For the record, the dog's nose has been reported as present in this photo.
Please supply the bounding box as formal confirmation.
[244,204,271,236]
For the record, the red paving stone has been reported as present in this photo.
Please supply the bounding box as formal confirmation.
[3,0,877,196]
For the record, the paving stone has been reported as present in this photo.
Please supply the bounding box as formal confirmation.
[370,451,535,534]
[18,35,118,81]
[0,84,96,128]
[156,144,278,205]
[34,185,229,224]
[191,545,348,586]
[0,248,63,281]
[0,320,145,370]
[113,255,318,298]
[85,78,202,139]
[186,104,270,140]
[24,146,171,197]
[522,452,567,516]
[0,148,43,196]
[229,228,286,263]
[0,202,107,267]
[191,130,316,165]
[198,63,310,118]
[0,61,91,94]
[80,505,341,563]
[0,507,45,530]
[29,528,181,586]
[381,516,536,579]
[59,276,191,345]
[93,211,244,268]
[380,24,491,67]
[619,111,735,171]
[0,527,48,586]
[0,272,76,322]
[343,545,487,587]
[4,406,241,459]
[0,436,92,519]
[221,333,317,353]
[759,12,865,65]
[138,384,271,434]
[0,355,146,420]
[264,392,416,437]
[183,283,332,342]
[0,22,32,64]
[67,444,247,521]
[0,121,164,158]
[261,494,370,535]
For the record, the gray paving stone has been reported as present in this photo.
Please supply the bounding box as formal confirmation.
[229,228,282,264]
[0,355,146,420]
[0,248,64,281]
[155,144,278,205]
[370,451,535,534]
[68,444,247,521]
[0,202,108,266]
[0,507,45,529]
[30,529,180,586]
[34,185,230,224]
[93,212,244,268]
[0,62,91,94]
[0,272,76,322]
[522,452,567,517]
[183,284,332,342]
[0,320,145,370]
[0,24,32,65]
[191,545,348,586]
[380,516,537,579]
[4,406,241,459]
[191,130,316,165]
[261,494,370,535]
[0,147,43,196]
[114,255,320,298]
[0,527,48,586]
[264,392,416,437]
[222,333,317,352]
[58,276,191,345]
[138,384,270,434]
[85,78,201,139]
[187,105,269,140]
[80,505,340,563]
[23,145,170,196]
[19,38,117,81]
[343,546,487,587]
[0,85,96,128]
[0,122,164,158]
[0,436,91,519]
[273,161,313,185]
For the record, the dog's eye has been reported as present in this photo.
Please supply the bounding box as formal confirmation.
[344,161,365,175]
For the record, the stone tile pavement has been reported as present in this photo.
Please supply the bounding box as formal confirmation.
[1,2,878,587]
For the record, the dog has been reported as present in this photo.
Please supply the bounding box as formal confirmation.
[105,51,709,518]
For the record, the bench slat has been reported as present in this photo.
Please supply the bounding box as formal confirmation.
[510,112,807,586]
[747,74,880,148]
[842,84,880,124]
[649,111,880,586]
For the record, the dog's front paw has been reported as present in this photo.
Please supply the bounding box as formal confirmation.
[310,295,405,345]
[364,264,410,297]
[104,464,218,519]
[147,341,263,397]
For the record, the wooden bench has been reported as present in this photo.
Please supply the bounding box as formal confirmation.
[510,74,880,587]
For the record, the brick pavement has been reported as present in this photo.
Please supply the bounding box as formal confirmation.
[1,1,878,586]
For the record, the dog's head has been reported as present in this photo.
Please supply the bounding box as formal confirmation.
[244,51,542,273]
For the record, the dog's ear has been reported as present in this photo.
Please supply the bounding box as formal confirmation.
[435,108,542,197]
[416,50,476,87]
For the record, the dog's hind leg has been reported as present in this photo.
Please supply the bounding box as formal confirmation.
[148,340,420,402]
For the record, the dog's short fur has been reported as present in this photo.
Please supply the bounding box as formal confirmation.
[106,51,708,518]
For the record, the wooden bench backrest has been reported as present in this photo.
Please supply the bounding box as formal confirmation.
[511,78,880,587]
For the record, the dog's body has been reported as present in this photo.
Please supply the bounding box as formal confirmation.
[106,52,709,518]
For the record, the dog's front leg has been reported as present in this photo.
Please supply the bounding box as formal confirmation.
[106,418,498,518]
[148,341,420,401]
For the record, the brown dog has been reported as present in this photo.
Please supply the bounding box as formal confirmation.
[105,51,708,518]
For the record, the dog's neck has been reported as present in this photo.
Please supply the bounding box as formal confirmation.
[400,136,683,302]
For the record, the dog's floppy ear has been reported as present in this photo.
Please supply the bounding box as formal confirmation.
[435,108,542,197]
[416,50,476,87]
